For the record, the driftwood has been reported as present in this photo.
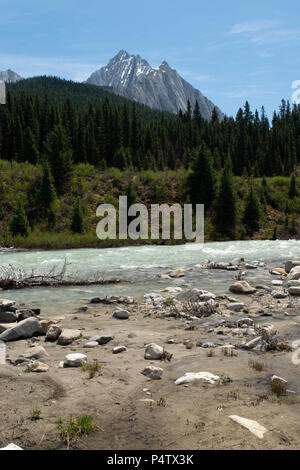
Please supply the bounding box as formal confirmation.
[0,259,124,290]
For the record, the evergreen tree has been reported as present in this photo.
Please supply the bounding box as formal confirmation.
[40,161,59,217]
[188,143,216,208]
[9,201,30,237]
[289,174,298,199]
[71,198,84,233]
[242,184,262,235]
[213,157,237,238]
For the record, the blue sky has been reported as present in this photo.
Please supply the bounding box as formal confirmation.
[0,0,299,117]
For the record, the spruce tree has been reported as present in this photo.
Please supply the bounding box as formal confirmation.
[71,198,84,234]
[289,174,298,199]
[9,201,30,237]
[188,143,216,208]
[242,184,262,235]
[40,161,59,217]
[213,157,237,238]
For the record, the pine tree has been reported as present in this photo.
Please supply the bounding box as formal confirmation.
[242,184,262,235]
[213,157,237,238]
[188,143,216,208]
[71,198,84,233]
[289,174,298,199]
[9,201,30,237]
[40,161,59,216]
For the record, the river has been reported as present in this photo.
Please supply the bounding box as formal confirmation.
[0,239,299,313]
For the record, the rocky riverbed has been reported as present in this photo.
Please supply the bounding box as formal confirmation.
[0,256,300,450]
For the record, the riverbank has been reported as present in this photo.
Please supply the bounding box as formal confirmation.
[0,255,299,450]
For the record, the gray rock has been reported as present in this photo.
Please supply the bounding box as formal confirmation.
[285,260,300,273]
[0,311,18,323]
[289,286,300,296]
[141,365,163,380]
[237,318,254,327]
[21,345,49,360]
[271,290,288,299]
[113,310,130,320]
[227,303,244,312]
[145,343,164,360]
[197,342,217,348]
[46,325,62,341]
[288,266,300,281]
[0,317,41,342]
[57,329,81,345]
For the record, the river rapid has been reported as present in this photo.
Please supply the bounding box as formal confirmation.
[0,239,299,314]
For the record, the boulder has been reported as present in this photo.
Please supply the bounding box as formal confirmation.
[97,335,114,345]
[227,303,244,312]
[168,268,185,278]
[229,281,256,295]
[175,372,220,385]
[285,260,300,273]
[288,266,300,281]
[113,310,130,320]
[0,311,18,323]
[141,365,163,380]
[64,353,87,367]
[40,320,53,335]
[236,318,254,327]
[29,361,49,373]
[46,325,62,341]
[229,415,267,439]
[0,317,41,342]
[57,329,81,345]
[112,346,127,354]
[0,299,16,309]
[145,343,164,360]
[22,345,49,360]
[271,290,288,299]
[289,286,300,296]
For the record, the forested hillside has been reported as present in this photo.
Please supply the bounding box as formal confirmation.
[0,76,299,248]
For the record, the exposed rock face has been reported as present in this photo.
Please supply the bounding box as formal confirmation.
[85,50,223,120]
[0,69,23,83]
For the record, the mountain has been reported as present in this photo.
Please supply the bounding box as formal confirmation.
[0,69,23,83]
[85,50,223,120]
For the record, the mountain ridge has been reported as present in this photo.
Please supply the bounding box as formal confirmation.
[85,50,223,120]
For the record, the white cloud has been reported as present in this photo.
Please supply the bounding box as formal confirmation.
[229,19,300,46]
[230,20,279,35]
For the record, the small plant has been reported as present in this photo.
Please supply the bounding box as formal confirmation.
[206,349,214,357]
[81,359,102,379]
[165,298,174,305]
[30,409,42,421]
[248,359,266,372]
[227,390,239,400]
[57,415,98,448]
[222,347,236,357]
[271,379,287,397]
[157,397,167,407]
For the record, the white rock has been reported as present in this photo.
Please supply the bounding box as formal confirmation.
[64,353,87,367]
[84,341,99,348]
[285,260,300,273]
[144,343,164,360]
[141,365,163,380]
[139,399,155,404]
[46,325,62,341]
[229,415,267,439]
[175,372,220,385]
[113,346,127,354]
[0,443,22,450]
[271,290,288,299]
[271,375,287,384]
[272,280,283,286]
